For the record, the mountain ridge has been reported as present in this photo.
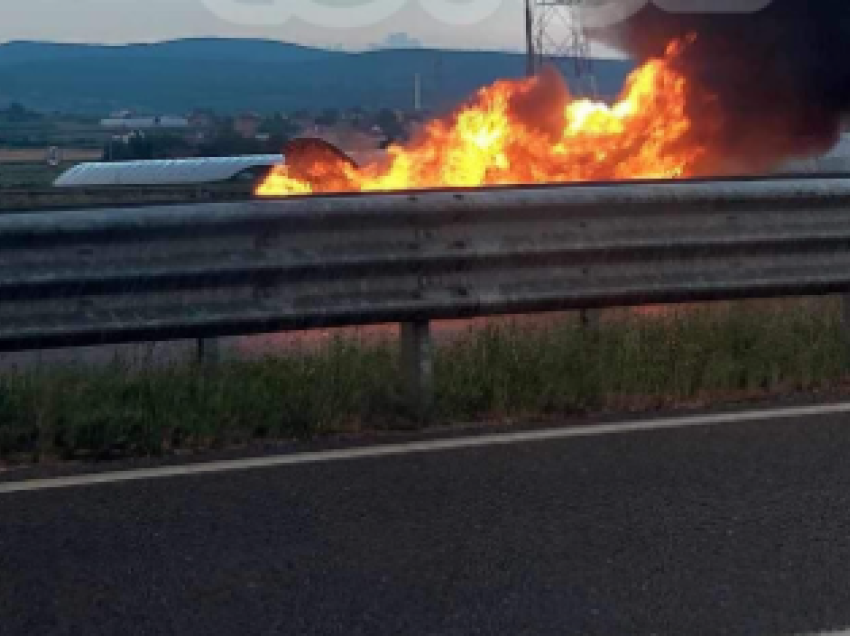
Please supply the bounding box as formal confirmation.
[0,39,635,114]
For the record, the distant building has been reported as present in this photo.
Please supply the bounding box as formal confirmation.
[187,110,218,144]
[188,110,217,130]
[310,122,385,154]
[234,113,261,139]
[100,115,190,131]
[55,155,285,188]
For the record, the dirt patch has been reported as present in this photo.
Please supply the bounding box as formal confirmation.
[0,148,101,163]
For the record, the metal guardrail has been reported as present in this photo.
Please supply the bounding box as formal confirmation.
[3,176,850,414]
[0,184,255,212]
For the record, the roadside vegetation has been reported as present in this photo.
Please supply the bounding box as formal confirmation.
[0,298,845,463]
[0,162,72,189]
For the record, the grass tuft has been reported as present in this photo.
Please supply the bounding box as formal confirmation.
[0,299,845,462]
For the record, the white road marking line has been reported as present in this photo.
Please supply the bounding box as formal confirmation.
[2,401,850,495]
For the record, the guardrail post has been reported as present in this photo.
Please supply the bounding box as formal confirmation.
[580,309,600,329]
[197,337,222,367]
[842,295,850,370]
[401,320,433,423]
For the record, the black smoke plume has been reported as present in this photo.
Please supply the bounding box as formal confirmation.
[594,0,850,174]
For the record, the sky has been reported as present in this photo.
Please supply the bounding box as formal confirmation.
[0,0,621,54]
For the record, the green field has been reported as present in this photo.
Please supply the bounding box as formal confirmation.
[0,162,72,188]
[0,118,106,149]
[0,299,845,463]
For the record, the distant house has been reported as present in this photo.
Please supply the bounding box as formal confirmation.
[188,109,217,130]
[187,110,218,143]
[312,122,385,153]
[234,113,261,139]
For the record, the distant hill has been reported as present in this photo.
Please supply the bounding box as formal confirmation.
[0,38,337,66]
[0,39,635,114]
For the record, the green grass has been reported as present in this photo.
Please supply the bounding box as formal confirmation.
[0,299,846,462]
[0,162,68,188]
[438,301,845,417]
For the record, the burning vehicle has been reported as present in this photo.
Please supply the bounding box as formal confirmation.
[259,0,850,197]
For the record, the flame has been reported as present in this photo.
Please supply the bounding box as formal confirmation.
[257,37,713,197]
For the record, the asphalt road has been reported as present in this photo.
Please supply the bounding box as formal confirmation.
[4,405,850,635]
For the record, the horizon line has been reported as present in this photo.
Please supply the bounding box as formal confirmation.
[0,36,628,60]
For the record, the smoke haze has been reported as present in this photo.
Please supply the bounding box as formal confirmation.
[594,0,850,173]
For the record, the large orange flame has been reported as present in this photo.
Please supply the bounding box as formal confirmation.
[257,38,713,197]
